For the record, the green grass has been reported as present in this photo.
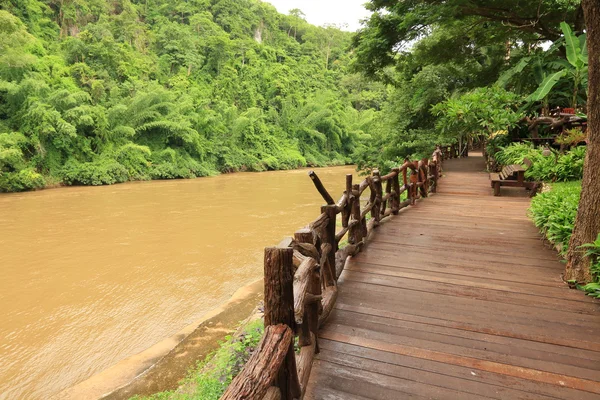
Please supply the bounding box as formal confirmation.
[131,319,264,400]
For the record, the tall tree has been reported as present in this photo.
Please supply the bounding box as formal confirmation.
[565,0,600,283]
[354,0,582,78]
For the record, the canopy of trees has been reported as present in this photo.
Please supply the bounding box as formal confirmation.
[0,0,386,191]
[351,0,590,171]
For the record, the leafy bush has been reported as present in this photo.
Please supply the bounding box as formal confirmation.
[150,148,213,179]
[494,143,540,165]
[60,158,129,186]
[495,143,585,182]
[113,144,152,181]
[529,181,581,255]
[0,168,46,192]
[579,234,600,298]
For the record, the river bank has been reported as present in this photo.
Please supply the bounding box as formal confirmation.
[54,279,264,400]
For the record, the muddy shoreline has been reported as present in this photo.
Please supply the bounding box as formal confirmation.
[53,279,263,400]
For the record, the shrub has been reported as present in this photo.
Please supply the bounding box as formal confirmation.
[113,143,152,181]
[578,234,600,298]
[529,181,581,255]
[150,148,213,179]
[60,158,129,186]
[0,168,46,192]
[495,144,585,182]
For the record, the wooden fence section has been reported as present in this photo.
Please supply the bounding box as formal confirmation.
[220,147,450,400]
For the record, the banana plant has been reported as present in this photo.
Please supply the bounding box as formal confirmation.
[528,22,588,110]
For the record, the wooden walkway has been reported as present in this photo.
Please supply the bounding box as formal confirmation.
[305,154,600,400]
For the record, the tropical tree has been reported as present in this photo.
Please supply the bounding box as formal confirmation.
[565,0,600,283]
[527,22,588,110]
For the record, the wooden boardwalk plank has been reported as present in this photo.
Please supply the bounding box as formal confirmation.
[305,154,600,399]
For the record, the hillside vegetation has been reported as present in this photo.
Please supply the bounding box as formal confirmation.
[0,0,385,192]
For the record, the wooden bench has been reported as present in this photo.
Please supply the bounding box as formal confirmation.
[490,158,537,196]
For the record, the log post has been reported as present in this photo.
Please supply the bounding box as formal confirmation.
[263,247,301,400]
[419,161,428,198]
[293,229,320,352]
[360,182,369,238]
[383,178,392,216]
[372,170,382,226]
[349,183,362,245]
[431,161,439,193]
[341,174,352,229]
[321,205,338,286]
[308,171,334,205]
[391,168,400,215]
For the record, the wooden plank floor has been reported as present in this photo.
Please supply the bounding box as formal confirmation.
[305,154,600,400]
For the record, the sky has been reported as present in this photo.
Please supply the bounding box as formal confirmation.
[262,0,371,32]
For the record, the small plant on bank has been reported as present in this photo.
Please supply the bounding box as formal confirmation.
[131,319,264,400]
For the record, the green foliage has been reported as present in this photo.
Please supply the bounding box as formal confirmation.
[526,23,588,109]
[529,181,581,255]
[0,1,384,191]
[530,182,600,297]
[579,234,600,298]
[494,143,585,182]
[354,1,581,78]
[131,319,265,400]
[60,157,129,185]
[433,87,523,138]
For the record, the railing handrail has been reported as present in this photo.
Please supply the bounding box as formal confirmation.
[220,145,451,400]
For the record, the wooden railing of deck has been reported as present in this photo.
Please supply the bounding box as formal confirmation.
[220,146,448,400]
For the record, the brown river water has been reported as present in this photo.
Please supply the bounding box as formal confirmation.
[0,165,357,399]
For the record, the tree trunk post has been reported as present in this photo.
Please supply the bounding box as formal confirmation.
[341,174,352,229]
[372,170,382,226]
[321,205,338,286]
[349,184,362,244]
[293,229,320,353]
[391,168,401,214]
[431,161,439,193]
[263,247,301,399]
[565,0,600,284]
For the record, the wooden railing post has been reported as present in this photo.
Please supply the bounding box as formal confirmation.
[349,183,362,244]
[372,170,382,227]
[264,247,301,400]
[293,230,314,349]
[321,205,337,286]
[391,168,400,215]
[419,161,428,198]
[430,161,439,193]
[341,174,352,230]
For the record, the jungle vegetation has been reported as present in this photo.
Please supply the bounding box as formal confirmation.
[0,0,386,192]
[2,0,599,283]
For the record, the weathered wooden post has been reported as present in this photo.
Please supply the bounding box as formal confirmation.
[430,161,439,193]
[349,183,362,244]
[391,168,400,215]
[263,247,301,400]
[383,178,391,215]
[294,228,321,349]
[419,160,428,198]
[372,170,382,227]
[341,174,352,230]
[321,205,337,286]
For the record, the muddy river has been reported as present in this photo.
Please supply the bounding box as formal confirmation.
[0,166,357,399]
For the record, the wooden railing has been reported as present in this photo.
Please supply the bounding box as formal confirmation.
[221,147,446,400]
